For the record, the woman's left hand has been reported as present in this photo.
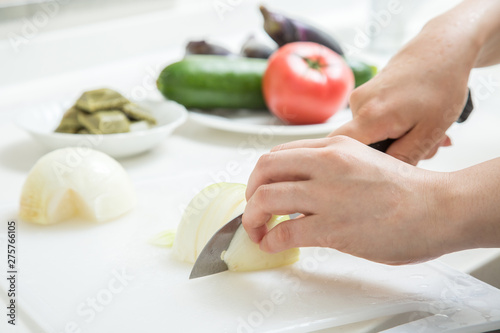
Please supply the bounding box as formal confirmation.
[243,136,454,265]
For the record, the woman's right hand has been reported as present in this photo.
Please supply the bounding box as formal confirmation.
[330,12,481,165]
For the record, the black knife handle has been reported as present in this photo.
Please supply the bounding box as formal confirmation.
[369,138,396,152]
[457,89,474,123]
[369,89,474,153]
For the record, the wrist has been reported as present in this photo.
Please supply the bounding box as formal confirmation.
[420,14,481,72]
[420,171,468,258]
[425,0,500,68]
[440,163,500,252]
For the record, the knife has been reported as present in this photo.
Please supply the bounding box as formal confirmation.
[190,90,474,279]
[189,214,243,279]
[369,89,474,152]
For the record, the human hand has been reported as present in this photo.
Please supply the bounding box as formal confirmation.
[242,136,458,265]
[330,19,479,165]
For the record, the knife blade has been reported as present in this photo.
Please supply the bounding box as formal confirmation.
[369,88,474,152]
[189,213,243,279]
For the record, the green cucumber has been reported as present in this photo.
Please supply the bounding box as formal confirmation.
[157,55,268,110]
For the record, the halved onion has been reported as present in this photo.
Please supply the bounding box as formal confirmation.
[19,147,136,224]
[172,182,299,272]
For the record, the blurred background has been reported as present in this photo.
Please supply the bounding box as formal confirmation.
[0,0,464,101]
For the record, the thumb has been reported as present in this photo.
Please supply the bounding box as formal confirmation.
[328,118,388,145]
[259,215,320,253]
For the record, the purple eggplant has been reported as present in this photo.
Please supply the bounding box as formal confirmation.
[240,35,276,59]
[260,5,344,56]
[185,40,233,56]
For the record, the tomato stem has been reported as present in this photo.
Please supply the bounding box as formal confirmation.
[302,57,323,70]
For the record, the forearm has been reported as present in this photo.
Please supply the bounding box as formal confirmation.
[442,158,500,253]
[428,0,500,68]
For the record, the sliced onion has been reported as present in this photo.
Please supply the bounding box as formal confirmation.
[223,215,299,271]
[172,182,299,271]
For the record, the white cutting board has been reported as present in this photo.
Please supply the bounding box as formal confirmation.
[1,178,500,333]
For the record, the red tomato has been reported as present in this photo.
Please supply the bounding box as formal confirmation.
[263,42,354,125]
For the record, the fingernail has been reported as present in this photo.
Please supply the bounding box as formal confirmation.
[248,230,264,244]
[259,239,277,254]
[250,234,261,244]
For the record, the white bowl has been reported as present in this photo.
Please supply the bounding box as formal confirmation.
[16,100,188,158]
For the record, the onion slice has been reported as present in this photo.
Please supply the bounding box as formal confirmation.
[172,182,299,272]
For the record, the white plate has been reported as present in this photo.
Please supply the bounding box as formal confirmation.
[16,100,188,158]
[188,108,353,136]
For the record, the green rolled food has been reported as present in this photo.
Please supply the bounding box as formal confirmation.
[122,103,157,125]
[77,128,90,134]
[157,55,268,110]
[55,106,83,134]
[53,88,158,134]
[76,88,129,112]
[77,110,130,134]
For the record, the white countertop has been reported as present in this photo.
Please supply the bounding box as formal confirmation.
[0,1,499,332]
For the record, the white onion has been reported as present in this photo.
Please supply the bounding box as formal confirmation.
[222,215,299,272]
[19,147,136,224]
[172,183,299,272]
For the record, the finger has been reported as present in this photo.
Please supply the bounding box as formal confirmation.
[422,143,440,161]
[386,124,445,165]
[259,215,322,253]
[440,135,452,147]
[270,138,330,153]
[243,181,313,243]
[423,135,452,160]
[328,118,388,145]
[246,148,316,200]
